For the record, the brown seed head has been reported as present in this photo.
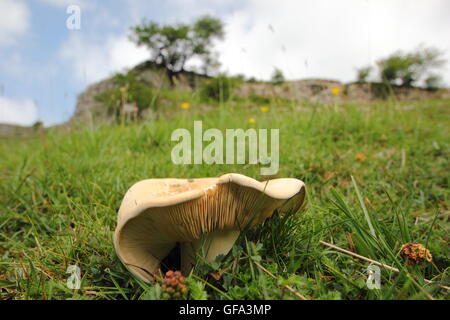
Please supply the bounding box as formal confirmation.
[401,243,432,266]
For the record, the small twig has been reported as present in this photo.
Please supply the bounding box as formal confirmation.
[250,258,309,300]
[320,241,400,272]
[33,266,54,280]
[320,241,450,291]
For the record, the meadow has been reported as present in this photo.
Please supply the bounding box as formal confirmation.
[0,97,449,300]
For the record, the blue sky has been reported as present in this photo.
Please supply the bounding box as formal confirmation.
[1,0,449,126]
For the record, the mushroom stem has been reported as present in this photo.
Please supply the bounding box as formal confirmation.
[180,229,241,275]
[180,242,196,275]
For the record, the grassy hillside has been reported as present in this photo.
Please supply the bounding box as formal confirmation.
[0,98,449,300]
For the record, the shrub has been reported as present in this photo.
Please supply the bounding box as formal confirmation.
[310,84,326,95]
[425,74,443,91]
[370,82,392,99]
[200,74,242,103]
[248,94,271,105]
[356,66,372,83]
[271,68,285,85]
[95,71,157,117]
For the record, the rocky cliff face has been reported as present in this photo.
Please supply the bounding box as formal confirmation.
[237,80,450,103]
[70,78,117,122]
[69,61,208,123]
[70,61,450,123]
[3,63,448,136]
[0,123,37,136]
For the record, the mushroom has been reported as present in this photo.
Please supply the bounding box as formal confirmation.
[113,173,306,282]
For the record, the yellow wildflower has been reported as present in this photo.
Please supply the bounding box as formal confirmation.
[331,87,340,95]
[248,117,256,123]
[181,102,190,110]
[260,106,269,112]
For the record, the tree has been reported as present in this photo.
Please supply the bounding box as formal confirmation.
[377,45,446,87]
[356,66,372,83]
[425,74,443,91]
[271,68,285,84]
[130,15,224,81]
[32,121,44,130]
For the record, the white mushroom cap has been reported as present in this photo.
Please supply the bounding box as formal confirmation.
[113,173,306,282]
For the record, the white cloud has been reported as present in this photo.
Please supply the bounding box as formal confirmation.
[38,0,91,8]
[214,0,450,85]
[118,0,450,86]
[0,0,30,46]
[0,96,38,126]
[59,33,149,84]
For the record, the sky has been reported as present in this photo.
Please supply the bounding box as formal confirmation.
[1,0,449,126]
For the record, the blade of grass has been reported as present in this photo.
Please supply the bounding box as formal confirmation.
[351,176,376,238]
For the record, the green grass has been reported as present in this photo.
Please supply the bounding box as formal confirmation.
[0,98,449,300]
